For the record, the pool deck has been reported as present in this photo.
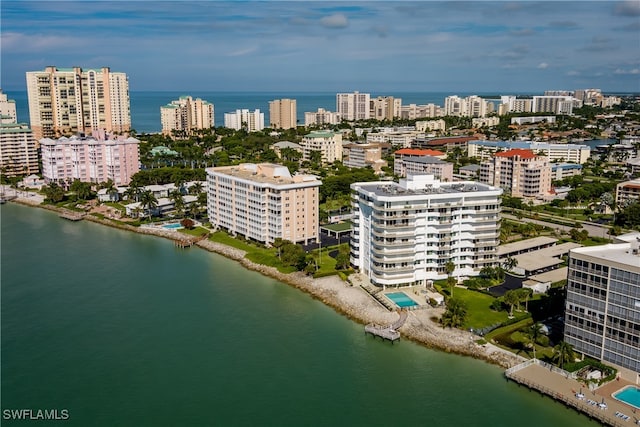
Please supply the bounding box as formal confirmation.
[506,360,640,426]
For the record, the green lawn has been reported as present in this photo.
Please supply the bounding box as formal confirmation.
[179,226,209,237]
[451,288,510,330]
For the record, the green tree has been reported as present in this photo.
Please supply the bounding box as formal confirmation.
[503,256,518,272]
[503,290,520,317]
[139,190,158,221]
[169,190,185,217]
[42,182,65,203]
[553,341,576,370]
[440,297,468,329]
[272,238,285,259]
[445,260,456,297]
[335,245,351,270]
[69,179,93,201]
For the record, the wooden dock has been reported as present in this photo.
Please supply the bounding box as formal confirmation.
[365,311,409,344]
[175,233,210,249]
[59,212,85,221]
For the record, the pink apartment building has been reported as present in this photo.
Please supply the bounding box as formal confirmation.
[479,148,552,198]
[207,163,321,245]
[40,132,140,187]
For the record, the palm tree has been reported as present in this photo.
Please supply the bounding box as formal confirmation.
[139,190,158,221]
[189,182,204,195]
[103,179,118,202]
[445,260,456,297]
[169,189,185,217]
[440,297,467,329]
[553,341,576,370]
[503,256,518,272]
[503,290,520,318]
[527,323,544,359]
[124,183,143,202]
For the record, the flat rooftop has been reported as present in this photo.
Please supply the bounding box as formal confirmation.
[497,236,558,257]
[528,267,568,284]
[571,243,640,271]
[356,178,498,198]
[514,243,581,273]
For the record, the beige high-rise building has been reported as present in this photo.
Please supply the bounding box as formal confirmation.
[161,96,214,136]
[0,90,17,124]
[26,66,131,140]
[269,99,297,129]
[479,149,552,198]
[206,163,321,245]
[370,96,401,121]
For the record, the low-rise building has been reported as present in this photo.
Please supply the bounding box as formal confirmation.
[551,163,583,180]
[270,141,303,159]
[350,175,502,286]
[468,141,591,164]
[342,143,387,173]
[206,163,321,245]
[616,179,640,206]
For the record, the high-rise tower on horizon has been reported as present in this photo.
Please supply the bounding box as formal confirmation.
[26,66,131,140]
[269,98,297,130]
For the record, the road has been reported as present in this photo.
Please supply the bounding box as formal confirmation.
[502,213,613,240]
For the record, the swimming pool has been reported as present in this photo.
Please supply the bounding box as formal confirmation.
[613,386,640,410]
[386,292,419,308]
[162,223,184,230]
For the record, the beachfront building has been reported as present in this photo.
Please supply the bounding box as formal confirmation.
[350,175,502,286]
[269,99,297,130]
[564,240,640,373]
[304,108,341,127]
[336,91,370,121]
[479,149,552,199]
[369,96,401,121]
[0,91,39,177]
[532,95,575,115]
[616,179,640,207]
[444,95,492,117]
[300,131,343,165]
[26,66,131,140]
[206,163,321,245]
[0,90,17,123]
[399,103,442,120]
[40,132,140,186]
[498,96,533,115]
[223,109,264,132]
[160,96,214,136]
[468,141,591,164]
[342,143,387,173]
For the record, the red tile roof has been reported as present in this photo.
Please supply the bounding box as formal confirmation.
[427,136,478,146]
[494,149,537,159]
[395,148,445,157]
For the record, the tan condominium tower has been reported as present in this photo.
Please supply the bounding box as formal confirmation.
[26,66,131,140]
[161,96,214,136]
[269,99,297,130]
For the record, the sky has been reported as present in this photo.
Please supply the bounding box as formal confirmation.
[2,1,639,93]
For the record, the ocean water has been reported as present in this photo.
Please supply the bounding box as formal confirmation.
[0,203,596,426]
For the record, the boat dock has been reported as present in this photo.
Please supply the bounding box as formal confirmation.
[505,359,639,427]
[59,211,85,221]
[365,311,409,343]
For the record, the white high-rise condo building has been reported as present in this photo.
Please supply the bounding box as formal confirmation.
[0,91,39,177]
[336,91,370,121]
[223,109,264,132]
[206,163,321,245]
[26,66,131,140]
[160,96,214,136]
[444,95,492,117]
[351,175,502,286]
[532,96,575,115]
[304,108,341,127]
[564,237,640,374]
[269,99,297,129]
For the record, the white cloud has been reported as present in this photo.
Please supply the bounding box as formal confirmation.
[614,68,640,75]
[537,62,549,69]
[320,13,349,29]
[567,70,580,76]
[227,47,258,57]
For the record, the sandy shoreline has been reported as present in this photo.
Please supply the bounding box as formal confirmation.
[8,194,525,369]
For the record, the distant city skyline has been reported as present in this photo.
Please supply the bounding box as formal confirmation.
[2,1,639,93]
